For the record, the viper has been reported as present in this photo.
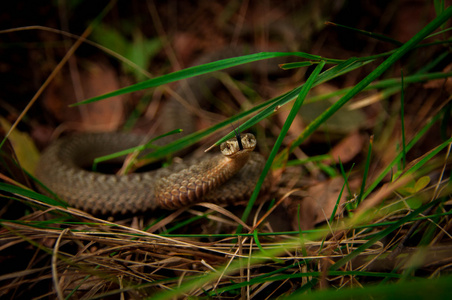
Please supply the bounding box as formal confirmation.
[35,49,276,214]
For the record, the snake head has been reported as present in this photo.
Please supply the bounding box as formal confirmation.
[220,133,256,157]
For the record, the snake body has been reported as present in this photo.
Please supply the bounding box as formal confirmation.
[36,49,274,214]
[36,132,266,214]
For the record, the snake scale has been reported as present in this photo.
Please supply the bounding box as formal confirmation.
[35,48,275,214]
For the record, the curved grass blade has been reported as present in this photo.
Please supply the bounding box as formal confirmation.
[148,55,380,160]
[276,5,452,162]
[72,51,337,106]
[238,60,326,231]
[91,129,182,171]
[212,57,374,148]
[286,273,452,300]
[0,182,67,208]
[363,112,442,199]
[326,21,404,46]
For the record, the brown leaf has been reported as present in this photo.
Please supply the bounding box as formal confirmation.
[423,63,452,94]
[43,60,124,132]
[0,117,40,174]
[292,177,347,230]
[327,131,365,164]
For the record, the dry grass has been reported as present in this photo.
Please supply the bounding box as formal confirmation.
[1,1,452,299]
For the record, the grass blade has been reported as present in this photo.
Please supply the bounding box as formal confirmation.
[72,51,337,106]
[238,60,326,230]
[279,5,452,160]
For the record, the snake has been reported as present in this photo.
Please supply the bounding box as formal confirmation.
[35,49,275,214]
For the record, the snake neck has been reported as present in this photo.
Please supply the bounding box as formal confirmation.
[156,152,251,209]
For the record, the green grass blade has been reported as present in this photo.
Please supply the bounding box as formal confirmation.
[307,70,452,105]
[334,196,443,271]
[214,270,403,295]
[356,136,373,208]
[296,195,446,294]
[92,129,181,170]
[400,70,407,169]
[72,54,375,163]
[145,67,452,161]
[363,112,441,199]
[0,182,67,208]
[280,61,317,69]
[287,273,452,300]
[215,57,373,147]
[238,60,326,231]
[278,5,452,161]
[72,51,336,106]
[330,177,347,224]
[403,136,452,177]
[326,21,404,46]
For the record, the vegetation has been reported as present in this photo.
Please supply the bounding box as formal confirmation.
[0,1,451,299]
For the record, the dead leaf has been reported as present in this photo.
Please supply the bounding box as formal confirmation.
[0,117,40,174]
[291,176,348,230]
[423,63,452,94]
[43,60,124,132]
[327,131,365,164]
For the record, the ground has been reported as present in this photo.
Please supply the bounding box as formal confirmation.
[0,1,451,299]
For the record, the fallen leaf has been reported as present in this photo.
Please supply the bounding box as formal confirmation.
[423,63,452,94]
[291,176,348,230]
[0,117,40,174]
[43,60,124,132]
[327,131,365,164]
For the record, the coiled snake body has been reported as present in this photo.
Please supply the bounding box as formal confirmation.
[36,49,272,214]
